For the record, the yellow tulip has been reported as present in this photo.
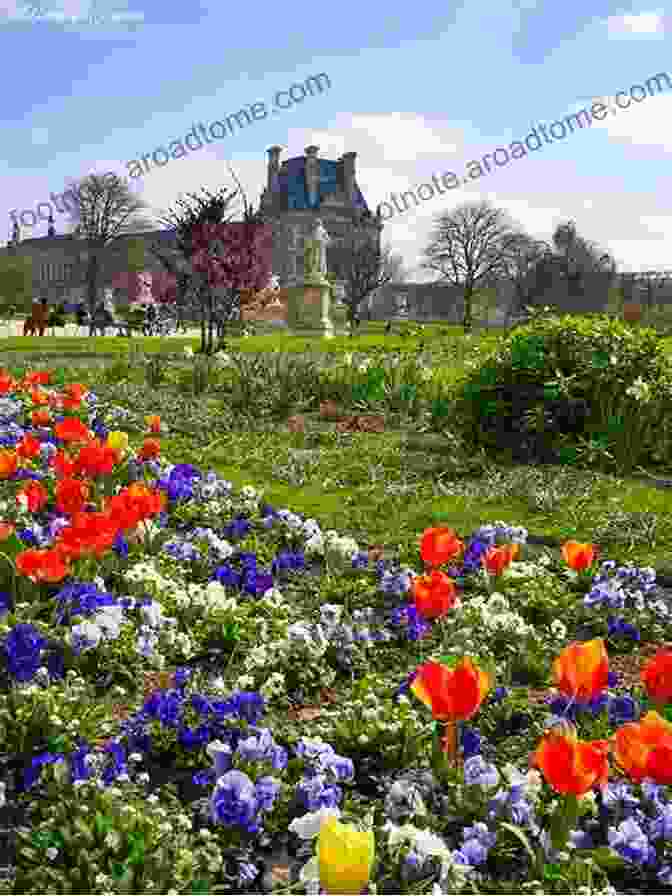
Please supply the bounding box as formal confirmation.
[107,431,129,455]
[318,816,374,895]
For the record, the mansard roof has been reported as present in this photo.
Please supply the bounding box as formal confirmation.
[272,156,369,212]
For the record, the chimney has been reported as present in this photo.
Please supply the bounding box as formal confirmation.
[304,146,320,208]
[341,151,357,202]
[267,145,283,191]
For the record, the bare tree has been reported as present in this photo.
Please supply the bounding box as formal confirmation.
[63,172,154,333]
[340,223,400,323]
[499,233,550,322]
[549,220,616,298]
[420,200,524,331]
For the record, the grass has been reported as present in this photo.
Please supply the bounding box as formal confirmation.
[17,314,672,577]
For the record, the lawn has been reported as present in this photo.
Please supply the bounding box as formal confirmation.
[2,313,672,895]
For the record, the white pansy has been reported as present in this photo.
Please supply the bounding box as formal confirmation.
[289,807,342,839]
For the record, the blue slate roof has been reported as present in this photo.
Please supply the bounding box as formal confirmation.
[274,157,369,212]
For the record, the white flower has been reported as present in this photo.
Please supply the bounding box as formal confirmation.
[184,347,194,358]
[485,593,509,614]
[46,846,59,860]
[550,619,567,641]
[289,807,342,840]
[104,831,121,850]
[626,376,652,402]
[414,829,451,860]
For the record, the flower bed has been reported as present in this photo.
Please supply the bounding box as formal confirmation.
[2,366,672,894]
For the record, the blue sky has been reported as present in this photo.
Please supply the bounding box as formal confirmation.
[1,0,671,279]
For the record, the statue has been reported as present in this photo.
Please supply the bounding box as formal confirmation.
[304,218,330,282]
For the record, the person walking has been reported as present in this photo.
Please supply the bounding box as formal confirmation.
[24,297,49,337]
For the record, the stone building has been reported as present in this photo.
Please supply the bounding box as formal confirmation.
[0,214,177,308]
[258,145,383,289]
[0,145,383,309]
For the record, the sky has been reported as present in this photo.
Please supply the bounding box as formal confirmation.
[1,0,671,281]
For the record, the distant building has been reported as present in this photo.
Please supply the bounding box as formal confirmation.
[0,213,177,307]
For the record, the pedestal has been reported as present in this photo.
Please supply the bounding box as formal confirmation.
[286,279,334,338]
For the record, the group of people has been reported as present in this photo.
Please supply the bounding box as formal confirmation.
[22,295,113,337]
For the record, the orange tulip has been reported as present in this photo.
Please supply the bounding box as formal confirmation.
[0,450,18,479]
[29,387,49,406]
[146,415,161,434]
[420,526,464,568]
[553,638,609,704]
[483,543,519,576]
[561,540,599,572]
[64,383,88,402]
[641,649,672,706]
[0,523,14,540]
[614,711,672,785]
[31,409,52,427]
[411,657,491,723]
[412,569,458,620]
[533,724,609,795]
[138,438,161,461]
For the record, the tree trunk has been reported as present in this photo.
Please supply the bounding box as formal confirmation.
[462,283,474,333]
[86,251,100,337]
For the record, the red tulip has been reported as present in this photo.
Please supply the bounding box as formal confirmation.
[412,569,458,620]
[16,434,41,460]
[16,481,49,513]
[641,649,672,706]
[55,478,91,516]
[16,548,69,583]
[0,373,14,394]
[138,438,161,461]
[22,371,51,387]
[483,543,519,576]
[54,418,91,443]
[614,711,672,785]
[552,638,609,704]
[533,724,609,795]
[411,657,491,723]
[52,450,76,478]
[74,439,119,478]
[420,526,464,568]
[561,540,599,572]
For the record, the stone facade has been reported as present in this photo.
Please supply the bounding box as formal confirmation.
[258,145,383,290]
[369,271,672,323]
[0,215,178,308]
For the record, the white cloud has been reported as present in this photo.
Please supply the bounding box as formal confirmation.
[604,10,667,36]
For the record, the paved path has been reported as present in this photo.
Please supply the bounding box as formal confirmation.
[0,320,201,339]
